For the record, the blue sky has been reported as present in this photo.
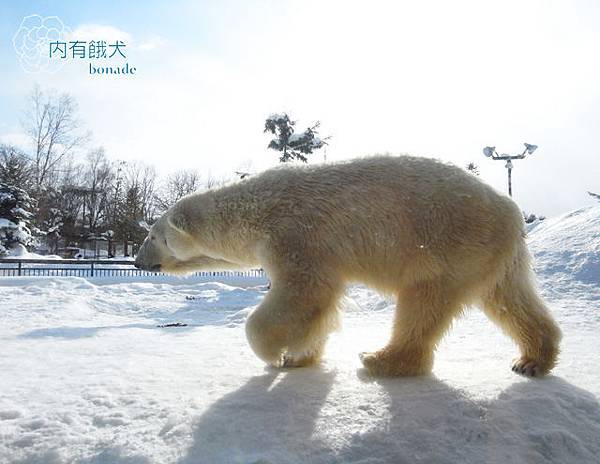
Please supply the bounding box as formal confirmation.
[1,0,600,216]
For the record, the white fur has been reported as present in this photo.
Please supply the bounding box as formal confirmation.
[136,155,561,376]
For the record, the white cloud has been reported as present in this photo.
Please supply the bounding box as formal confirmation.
[70,24,166,52]
[69,24,132,43]
[0,126,29,148]
[136,36,167,51]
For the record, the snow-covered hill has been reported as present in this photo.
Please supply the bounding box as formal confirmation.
[0,206,599,463]
[528,205,600,300]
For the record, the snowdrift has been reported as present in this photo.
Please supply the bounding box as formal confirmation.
[528,205,600,298]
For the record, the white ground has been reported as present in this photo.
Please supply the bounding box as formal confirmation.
[1,207,599,464]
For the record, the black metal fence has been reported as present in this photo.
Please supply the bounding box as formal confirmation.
[0,259,265,279]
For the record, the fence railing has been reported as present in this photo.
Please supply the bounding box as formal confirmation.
[0,258,265,279]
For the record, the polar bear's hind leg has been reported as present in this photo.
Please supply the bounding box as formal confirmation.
[482,243,561,377]
[482,273,561,377]
[360,279,464,376]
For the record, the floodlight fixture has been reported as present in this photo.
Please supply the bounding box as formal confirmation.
[524,143,538,155]
[483,146,496,157]
[482,143,539,197]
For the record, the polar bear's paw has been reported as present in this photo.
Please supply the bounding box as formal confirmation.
[511,357,542,377]
[359,349,432,377]
[279,344,325,368]
[280,352,312,368]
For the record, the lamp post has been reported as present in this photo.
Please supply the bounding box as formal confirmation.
[483,143,538,197]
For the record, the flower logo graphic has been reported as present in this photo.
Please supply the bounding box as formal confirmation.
[12,14,71,73]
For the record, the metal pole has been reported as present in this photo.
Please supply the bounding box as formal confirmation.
[508,166,512,197]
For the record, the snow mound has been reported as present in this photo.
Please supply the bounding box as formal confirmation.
[528,205,600,294]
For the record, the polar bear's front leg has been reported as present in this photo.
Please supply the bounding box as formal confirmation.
[245,276,342,368]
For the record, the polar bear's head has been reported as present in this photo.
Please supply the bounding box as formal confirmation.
[134,196,231,274]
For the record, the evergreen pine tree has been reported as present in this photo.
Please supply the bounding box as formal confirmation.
[0,145,33,189]
[0,182,37,255]
[264,113,329,163]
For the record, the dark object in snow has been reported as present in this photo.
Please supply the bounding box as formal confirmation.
[157,322,188,328]
[523,211,546,224]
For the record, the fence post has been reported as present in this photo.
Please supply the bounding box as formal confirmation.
[90,262,94,277]
[18,261,22,276]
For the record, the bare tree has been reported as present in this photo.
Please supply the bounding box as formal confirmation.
[154,169,202,212]
[83,148,113,233]
[125,161,157,222]
[22,85,89,191]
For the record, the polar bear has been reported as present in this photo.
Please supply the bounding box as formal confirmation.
[135,155,561,377]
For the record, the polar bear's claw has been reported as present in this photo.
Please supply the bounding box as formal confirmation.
[279,349,322,368]
[511,357,540,377]
[280,352,294,368]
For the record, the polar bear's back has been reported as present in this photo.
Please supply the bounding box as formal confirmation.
[230,155,524,288]
[249,155,520,232]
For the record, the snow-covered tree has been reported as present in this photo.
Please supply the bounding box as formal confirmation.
[0,144,34,190]
[264,113,328,163]
[0,182,37,255]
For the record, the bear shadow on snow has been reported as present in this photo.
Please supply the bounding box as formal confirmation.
[178,370,600,464]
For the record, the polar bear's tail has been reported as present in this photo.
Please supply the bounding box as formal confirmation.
[482,237,562,376]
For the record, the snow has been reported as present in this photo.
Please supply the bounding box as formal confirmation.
[528,206,600,298]
[0,218,18,229]
[11,207,32,218]
[0,246,63,259]
[288,133,322,147]
[266,113,287,122]
[5,243,28,257]
[1,206,600,463]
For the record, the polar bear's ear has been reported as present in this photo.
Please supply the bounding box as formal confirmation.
[168,209,192,235]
